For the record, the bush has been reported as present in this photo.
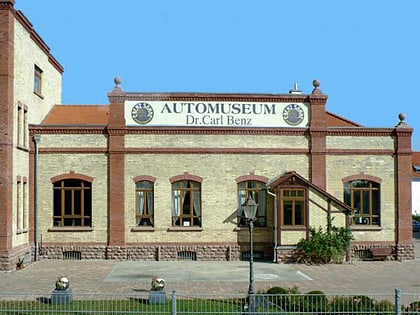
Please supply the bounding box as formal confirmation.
[302,290,329,312]
[296,225,353,264]
[405,301,420,313]
[374,299,395,312]
[329,295,374,314]
[266,286,302,311]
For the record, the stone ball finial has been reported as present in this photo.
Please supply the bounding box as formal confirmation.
[114,77,122,86]
[312,79,321,89]
[398,113,406,122]
[311,79,323,95]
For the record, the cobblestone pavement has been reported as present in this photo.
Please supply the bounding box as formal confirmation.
[0,238,418,296]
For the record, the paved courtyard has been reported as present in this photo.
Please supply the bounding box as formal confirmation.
[0,238,418,296]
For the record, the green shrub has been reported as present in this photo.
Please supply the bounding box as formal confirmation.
[296,225,353,264]
[374,299,395,312]
[329,295,374,314]
[405,301,420,313]
[265,286,302,311]
[302,290,329,312]
[266,286,289,295]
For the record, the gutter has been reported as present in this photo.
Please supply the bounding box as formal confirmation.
[266,188,278,262]
[33,134,41,261]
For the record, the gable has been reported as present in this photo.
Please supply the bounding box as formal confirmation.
[267,171,353,214]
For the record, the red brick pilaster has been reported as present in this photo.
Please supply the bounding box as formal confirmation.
[308,80,328,189]
[107,78,126,245]
[394,115,413,249]
[0,0,15,254]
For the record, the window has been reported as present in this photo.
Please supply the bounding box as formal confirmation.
[344,180,380,225]
[135,180,154,226]
[17,102,28,148]
[16,177,28,233]
[281,188,306,226]
[34,65,43,95]
[237,181,267,227]
[16,178,22,232]
[172,180,201,227]
[53,179,92,227]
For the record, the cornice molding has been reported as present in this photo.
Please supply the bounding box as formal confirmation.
[30,126,106,135]
[326,149,394,156]
[124,93,311,103]
[124,147,309,155]
[29,125,401,138]
[0,0,15,9]
[125,127,307,136]
[14,10,63,73]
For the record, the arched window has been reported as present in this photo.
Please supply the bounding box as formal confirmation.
[53,179,92,227]
[172,180,201,227]
[344,180,380,226]
[135,180,154,227]
[237,180,267,227]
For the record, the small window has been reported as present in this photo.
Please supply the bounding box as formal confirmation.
[135,181,154,226]
[34,65,43,96]
[281,188,306,226]
[172,180,201,227]
[53,179,92,227]
[17,103,28,148]
[237,181,267,227]
[344,180,380,226]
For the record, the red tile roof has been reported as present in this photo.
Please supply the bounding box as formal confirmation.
[326,111,362,127]
[413,152,420,178]
[41,105,109,125]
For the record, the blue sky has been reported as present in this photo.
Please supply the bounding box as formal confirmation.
[15,1,420,150]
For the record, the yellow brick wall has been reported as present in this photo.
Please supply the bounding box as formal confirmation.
[12,19,62,248]
[326,155,396,242]
[126,134,309,149]
[326,136,394,150]
[37,153,109,243]
[36,132,400,247]
[39,134,108,148]
[125,152,309,244]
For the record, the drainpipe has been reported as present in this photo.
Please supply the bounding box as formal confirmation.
[266,188,278,262]
[33,134,41,261]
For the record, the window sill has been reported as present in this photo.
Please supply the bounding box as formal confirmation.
[234,226,269,232]
[280,226,307,231]
[33,91,44,99]
[48,227,93,232]
[351,225,382,231]
[167,227,203,232]
[16,144,29,152]
[131,226,155,232]
[16,228,28,235]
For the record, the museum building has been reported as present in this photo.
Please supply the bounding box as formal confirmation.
[0,0,414,270]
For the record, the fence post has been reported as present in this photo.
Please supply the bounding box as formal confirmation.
[172,290,177,315]
[395,288,401,315]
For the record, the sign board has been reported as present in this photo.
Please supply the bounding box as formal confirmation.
[125,101,309,128]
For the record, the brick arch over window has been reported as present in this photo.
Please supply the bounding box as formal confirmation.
[170,172,203,184]
[51,171,94,183]
[342,174,382,184]
[235,173,269,184]
[132,175,156,183]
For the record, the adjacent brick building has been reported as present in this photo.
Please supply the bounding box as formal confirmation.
[0,0,414,270]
